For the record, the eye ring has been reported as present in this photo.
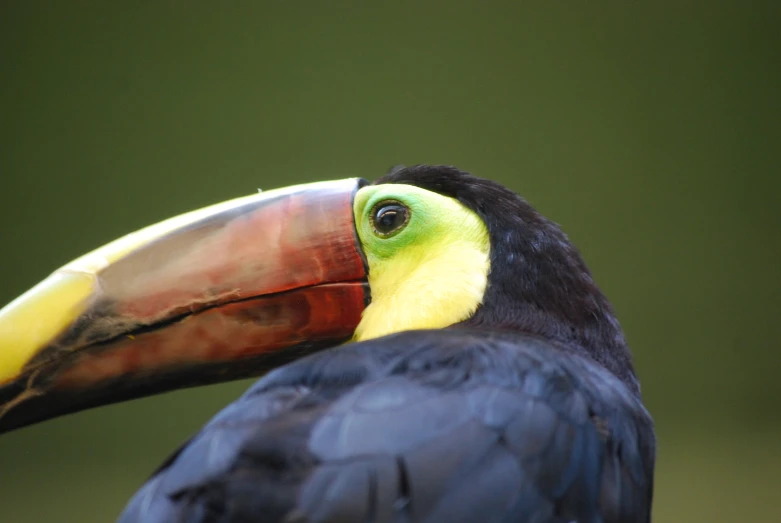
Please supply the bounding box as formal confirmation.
[371,200,411,237]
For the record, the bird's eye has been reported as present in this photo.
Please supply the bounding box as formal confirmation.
[371,201,410,237]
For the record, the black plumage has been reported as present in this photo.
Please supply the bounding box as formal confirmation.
[120,331,653,523]
[119,166,655,522]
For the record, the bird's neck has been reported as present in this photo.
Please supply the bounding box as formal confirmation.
[462,252,640,394]
[354,241,490,342]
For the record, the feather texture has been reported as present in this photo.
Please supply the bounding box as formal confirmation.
[119,329,654,523]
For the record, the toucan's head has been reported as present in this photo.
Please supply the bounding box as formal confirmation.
[0,165,634,433]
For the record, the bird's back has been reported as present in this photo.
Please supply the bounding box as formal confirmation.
[120,329,655,523]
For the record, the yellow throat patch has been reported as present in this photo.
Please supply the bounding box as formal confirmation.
[353,184,491,341]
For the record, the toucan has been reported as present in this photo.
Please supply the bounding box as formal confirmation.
[0,165,655,522]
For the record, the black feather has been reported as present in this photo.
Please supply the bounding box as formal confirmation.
[119,330,654,523]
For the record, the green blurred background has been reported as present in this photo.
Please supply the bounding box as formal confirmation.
[1,2,779,522]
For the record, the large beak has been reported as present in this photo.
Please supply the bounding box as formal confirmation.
[0,178,369,433]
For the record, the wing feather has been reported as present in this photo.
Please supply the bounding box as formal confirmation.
[119,330,654,523]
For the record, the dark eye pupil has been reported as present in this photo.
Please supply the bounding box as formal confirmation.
[373,203,409,235]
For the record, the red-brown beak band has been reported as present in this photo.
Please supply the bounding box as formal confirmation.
[0,178,369,433]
